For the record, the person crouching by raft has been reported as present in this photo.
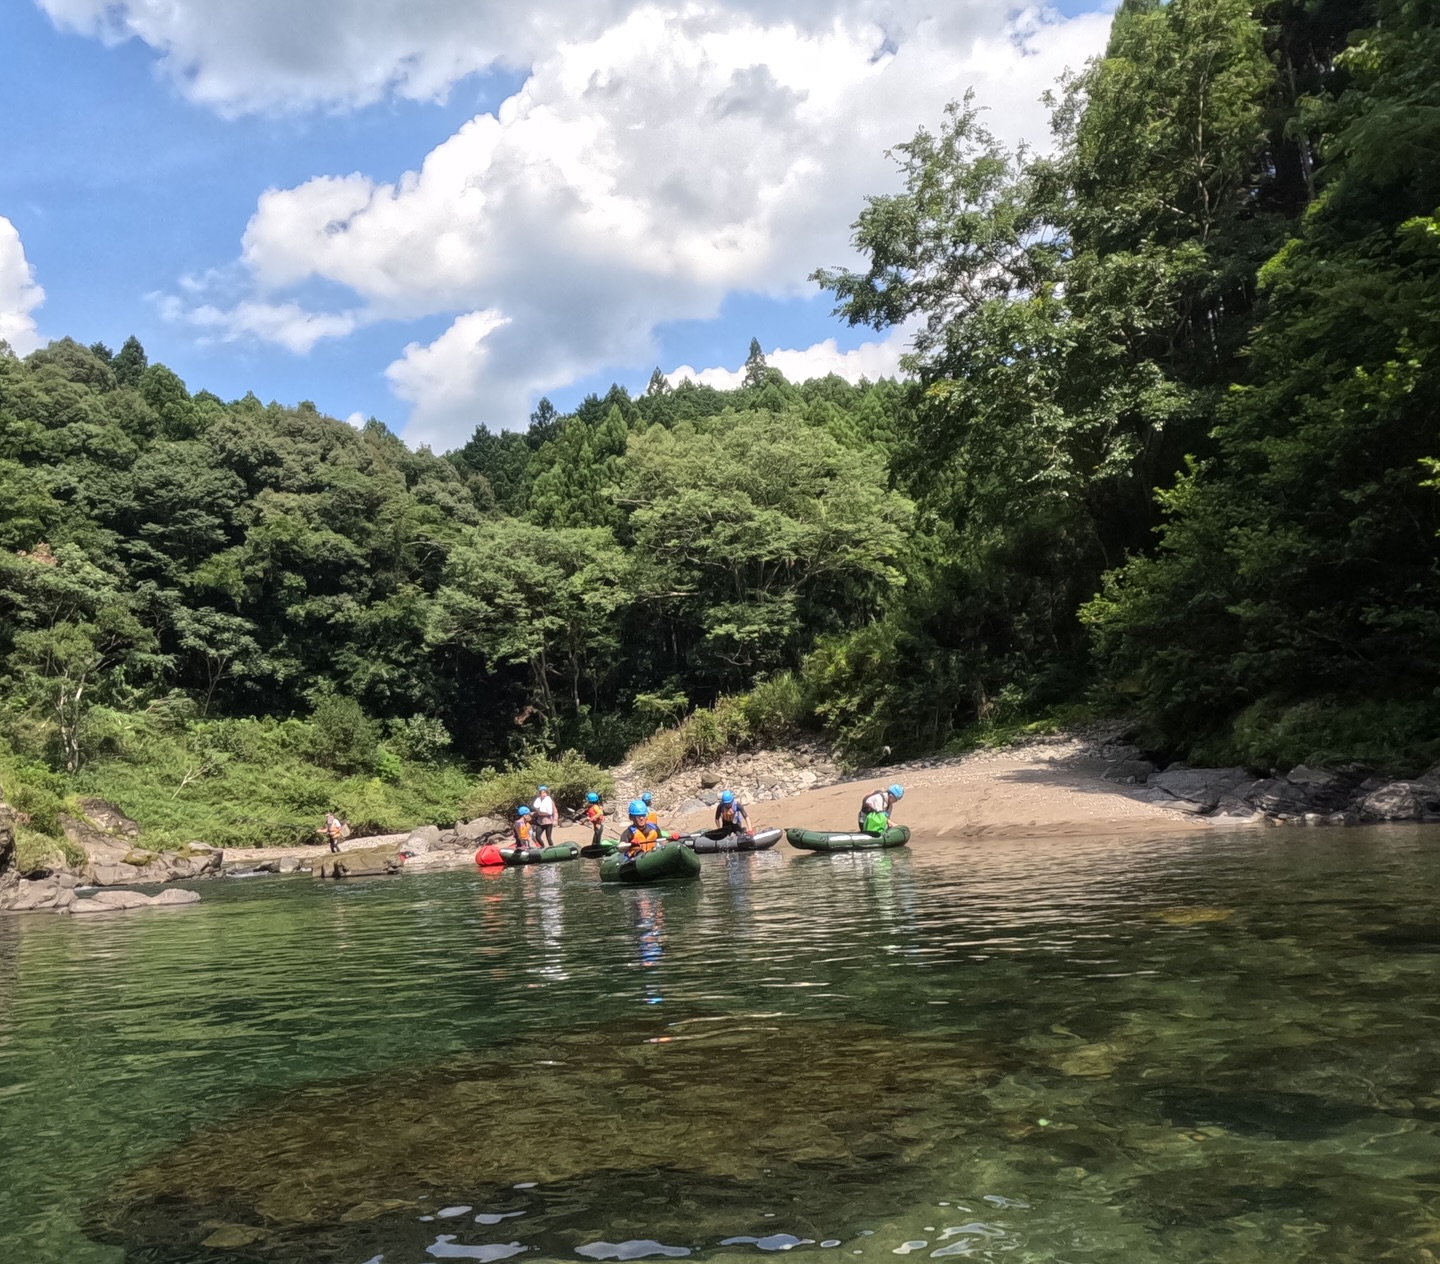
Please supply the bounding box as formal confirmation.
[714,790,751,837]
[858,784,904,833]
[532,784,557,847]
[512,805,537,849]
[621,799,661,855]
[583,791,606,848]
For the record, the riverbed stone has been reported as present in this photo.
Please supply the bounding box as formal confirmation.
[403,824,441,854]
[0,872,77,912]
[1244,778,1314,815]
[276,856,300,875]
[1146,767,1251,809]
[1359,780,1440,822]
[313,844,402,879]
[70,888,201,914]
[1104,759,1156,783]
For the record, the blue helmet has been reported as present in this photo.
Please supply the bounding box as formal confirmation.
[888,784,904,800]
[641,791,653,804]
[537,784,549,793]
[627,799,647,817]
[720,790,735,804]
[516,805,531,816]
[586,791,600,803]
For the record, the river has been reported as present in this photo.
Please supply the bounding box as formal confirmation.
[1,827,1438,1262]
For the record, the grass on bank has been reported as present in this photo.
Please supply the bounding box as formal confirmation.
[1,706,473,851]
[627,673,810,782]
[466,751,614,819]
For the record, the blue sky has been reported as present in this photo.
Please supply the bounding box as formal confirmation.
[0,0,1113,448]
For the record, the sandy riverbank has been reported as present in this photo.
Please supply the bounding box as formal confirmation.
[661,735,1208,840]
[222,735,1204,865]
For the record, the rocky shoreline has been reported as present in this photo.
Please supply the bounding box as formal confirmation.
[1086,735,1440,826]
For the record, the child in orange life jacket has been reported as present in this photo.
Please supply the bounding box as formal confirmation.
[583,791,606,848]
[621,799,661,855]
[512,804,536,848]
[641,791,660,828]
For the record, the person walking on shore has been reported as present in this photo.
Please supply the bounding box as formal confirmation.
[583,791,606,849]
[532,784,557,847]
[857,784,904,833]
[321,811,346,854]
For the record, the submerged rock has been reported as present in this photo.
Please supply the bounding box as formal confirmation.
[312,844,403,879]
[86,1020,1011,1261]
[70,889,201,914]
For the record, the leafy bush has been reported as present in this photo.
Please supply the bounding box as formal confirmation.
[1191,697,1440,776]
[14,827,64,874]
[310,697,379,774]
[627,673,811,781]
[467,751,613,819]
[386,715,452,765]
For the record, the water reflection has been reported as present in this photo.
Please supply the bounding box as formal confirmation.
[0,827,1437,1262]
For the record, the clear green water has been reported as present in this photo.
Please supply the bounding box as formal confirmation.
[4,827,1440,1263]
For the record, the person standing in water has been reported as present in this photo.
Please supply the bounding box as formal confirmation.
[857,784,904,833]
[583,791,606,849]
[532,784,557,847]
[512,805,537,849]
[713,790,751,837]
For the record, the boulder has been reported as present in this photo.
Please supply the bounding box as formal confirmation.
[1147,767,1252,810]
[313,844,402,879]
[698,771,722,789]
[677,798,708,815]
[403,824,441,855]
[1359,780,1440,822]
[70,888,201,914]
[1244,778,1314,816]
[453,817,504,841]
[1103,759,1156,784]
[1286,764,1339,789]
[0,872,77,912]
[276,856,301,875]
[76,797,141,837]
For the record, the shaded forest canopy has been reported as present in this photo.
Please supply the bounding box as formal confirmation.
[1,0,1437,847]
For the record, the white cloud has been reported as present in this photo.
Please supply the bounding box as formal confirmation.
[159,296,361,353]
[0,217,45,356]
[668,328,910,390]
[79,1,1112,442]
[386,309,511,424]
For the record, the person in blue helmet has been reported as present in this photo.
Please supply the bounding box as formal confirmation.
[512,804,536,848]
[640,790,660,828]
[713,789,751,837]
[621,798,660,854]
[857,784,903,833]
[583,791,606,849]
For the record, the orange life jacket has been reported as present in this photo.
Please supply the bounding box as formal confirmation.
[623,822,660,853]
[645,809,659,827]
[513,819,531,844]
[585,804,605,826]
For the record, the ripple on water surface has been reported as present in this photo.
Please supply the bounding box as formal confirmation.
[2,828,1440,1262]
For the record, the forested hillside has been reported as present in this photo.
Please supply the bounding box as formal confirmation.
[1,0,1436,851]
